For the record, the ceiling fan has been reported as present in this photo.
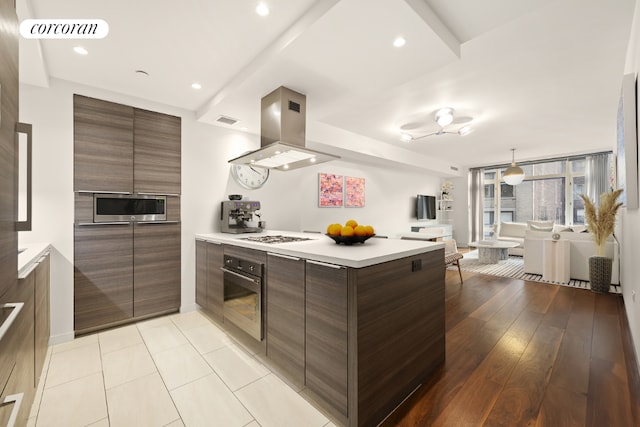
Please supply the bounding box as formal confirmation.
[400,107,473,142]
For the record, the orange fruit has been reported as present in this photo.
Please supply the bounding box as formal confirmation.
[340,225,355,236]
[345,219,358,229]
[364,225,374,236]
[327,223,342,236]
[354,225,368,236]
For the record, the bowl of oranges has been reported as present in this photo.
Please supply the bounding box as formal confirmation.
[326,220,375,245]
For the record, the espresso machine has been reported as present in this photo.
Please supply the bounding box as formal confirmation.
[220,200,263,233]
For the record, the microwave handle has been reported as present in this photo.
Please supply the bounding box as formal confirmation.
[16,122,32,232]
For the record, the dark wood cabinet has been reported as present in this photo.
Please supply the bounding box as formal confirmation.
[73,95,181,195]
[194,241,445,427]
[195,240,207,309]
[305,259,349,420]
[73,95,134,193]
[206,242,224,322]
[34,254,50,387]
[134,109,181,194]
[0,251,52,426]
[73,96,182,332]
[195,240,224,322]
[267,253,305,388]
[74,221,183,333]
[0,0,18,302]
[74,224,134,332]
[133,223,181,317]
[13,267,36,426]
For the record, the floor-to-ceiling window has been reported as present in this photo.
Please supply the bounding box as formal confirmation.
[481,153,611,239]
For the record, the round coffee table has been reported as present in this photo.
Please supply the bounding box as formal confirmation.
[469,240,520,264]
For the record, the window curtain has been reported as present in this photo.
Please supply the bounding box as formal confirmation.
[468,168,484,243]
[585,153,610,205]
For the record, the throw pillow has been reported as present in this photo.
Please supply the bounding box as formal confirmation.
[529,224,553,232]
[527,220,554,229]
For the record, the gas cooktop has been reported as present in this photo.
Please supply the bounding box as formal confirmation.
[239,235,314,244]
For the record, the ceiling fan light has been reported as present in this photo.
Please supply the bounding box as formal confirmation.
[458,126,472,136]
[435,107,454,127]
[400,132,413,142]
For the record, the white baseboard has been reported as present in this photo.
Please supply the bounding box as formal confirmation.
[48,331,75,346]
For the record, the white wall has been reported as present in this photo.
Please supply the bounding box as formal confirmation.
[19,78,443,342]
[621,0,640,371]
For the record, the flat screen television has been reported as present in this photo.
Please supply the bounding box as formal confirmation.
[416,194,436,220]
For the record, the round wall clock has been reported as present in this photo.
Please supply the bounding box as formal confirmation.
[231,164,270,189]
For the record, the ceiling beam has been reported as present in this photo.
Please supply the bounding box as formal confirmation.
[402,0,461,58]
[196,0,340,121]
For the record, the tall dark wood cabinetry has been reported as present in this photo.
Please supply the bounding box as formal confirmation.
[134,109,181,194]
[74,223,134,331]
[73,95,134,192]
[73,96,182,333]
[0,0,21,423]
[133,222,181,317]
[0,0,18,301]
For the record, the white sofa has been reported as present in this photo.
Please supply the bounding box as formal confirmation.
[523,229,619,284]
[496,220,555,256]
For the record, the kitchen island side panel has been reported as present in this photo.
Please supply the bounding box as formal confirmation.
[354,248,445,427]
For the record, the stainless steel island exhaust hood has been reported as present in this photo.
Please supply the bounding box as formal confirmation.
[228,86,339,171]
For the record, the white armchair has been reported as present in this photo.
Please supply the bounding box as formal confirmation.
[523,231,619,284]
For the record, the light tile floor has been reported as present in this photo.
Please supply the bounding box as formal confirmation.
[29,310,336,427]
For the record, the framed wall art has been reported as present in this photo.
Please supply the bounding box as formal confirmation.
[616,73,639,209]
[345,176,365,207]
[318,173,343,207]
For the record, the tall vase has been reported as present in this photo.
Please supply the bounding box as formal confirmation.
[589,256,612,294]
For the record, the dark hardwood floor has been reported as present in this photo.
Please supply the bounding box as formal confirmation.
[381,269,640,427]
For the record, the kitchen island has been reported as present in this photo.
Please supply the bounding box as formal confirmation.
[195,231,445,427]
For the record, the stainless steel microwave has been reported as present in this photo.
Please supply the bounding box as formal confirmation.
[93,194,167,222]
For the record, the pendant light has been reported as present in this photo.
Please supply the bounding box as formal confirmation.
[504,148,525,185]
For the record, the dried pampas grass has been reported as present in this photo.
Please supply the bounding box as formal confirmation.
[579,189,623,256]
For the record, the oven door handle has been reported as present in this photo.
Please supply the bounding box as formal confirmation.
[221,267,261,287]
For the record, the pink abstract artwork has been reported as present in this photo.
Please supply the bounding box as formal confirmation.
[318,173,343,207]
[345,176,365,207]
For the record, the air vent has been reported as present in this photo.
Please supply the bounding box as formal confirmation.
[450,166,459,171]
[288,100,300,113]
[216,115,238,126]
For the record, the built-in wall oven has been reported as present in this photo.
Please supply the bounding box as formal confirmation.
[221,254,263,341]
[93,193,167,223]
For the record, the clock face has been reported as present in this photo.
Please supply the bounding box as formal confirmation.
[231,164,270,189]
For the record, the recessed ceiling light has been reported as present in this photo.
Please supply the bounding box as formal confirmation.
[191,83,202,90]
[73,46,88,55]
[393,37,406,48]
[256,3,269,16]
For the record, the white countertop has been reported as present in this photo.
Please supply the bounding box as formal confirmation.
[196,231,444,268]
[18,243,51,279]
